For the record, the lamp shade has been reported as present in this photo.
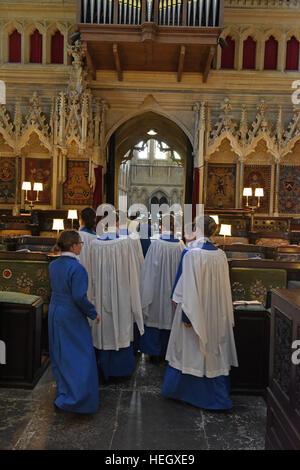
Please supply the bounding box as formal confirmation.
[68,209,78,220]
[52,219,64,231]
[243,187,252,197]
[209,215,219,225]
[255,188,264,197]
[33,182,43,191]
[219,224,231,237]
[22,181,31,191]
[147,129,157,136]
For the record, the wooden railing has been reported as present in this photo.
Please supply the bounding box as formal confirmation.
[225,0,299,8]
[78,0,223,27]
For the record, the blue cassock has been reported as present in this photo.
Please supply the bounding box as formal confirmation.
[139,235,180,357]
[161,241,232,410]
[138,223,152,257]
[93,233,136,381]
[48,255,99,413]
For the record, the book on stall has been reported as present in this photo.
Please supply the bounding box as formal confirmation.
[233,300,263,306]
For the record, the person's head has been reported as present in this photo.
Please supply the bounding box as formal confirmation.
[53,230,83,256]
[80,207,96,230]
[161,214,175,235]
[195,216,217,239]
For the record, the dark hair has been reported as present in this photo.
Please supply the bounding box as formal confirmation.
[53,230,80,253]
[80,207,96,230]
[195,216,217,238]
[161,214,175,235]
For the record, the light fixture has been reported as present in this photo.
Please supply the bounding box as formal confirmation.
[22,181,43,211]
[33,182,43,201]
[209,215,219,225]
[68,209,78,229]
[52,219,64,237]
[243,188,252,207]
[147,129,157,136]
[255,188,264,207]
[219,224,231,244]
[22,182,31,201]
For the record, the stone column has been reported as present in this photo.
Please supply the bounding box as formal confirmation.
[193,101,206,205]
[239,159,244,208]
[274,161,280,216]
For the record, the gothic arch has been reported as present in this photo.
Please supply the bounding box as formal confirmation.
[105,108,193,149]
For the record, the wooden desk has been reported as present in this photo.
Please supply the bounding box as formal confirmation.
[265,289,300,450]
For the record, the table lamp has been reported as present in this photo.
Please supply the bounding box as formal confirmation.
[52,219,64,237]
[68,209,78,229]
[219,224,231,244]
[255,188,264,208]
[209,215,219,225]
[243,188,252,207]
[33,182,43,202]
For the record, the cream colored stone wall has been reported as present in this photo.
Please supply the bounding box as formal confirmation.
[0,1,299,214]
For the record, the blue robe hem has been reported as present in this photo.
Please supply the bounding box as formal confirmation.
[161,365,233,410]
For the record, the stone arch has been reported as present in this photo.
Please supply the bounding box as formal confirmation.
[2,21,23,63]
[24,22,45,64]
[105,108,193,149]
[107,110,193,206]
[46,23,67,65]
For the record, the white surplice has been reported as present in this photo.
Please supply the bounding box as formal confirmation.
[78,230,97,302]
[167,244,238,378]
[90,237,144,351]
[140,238,184,330]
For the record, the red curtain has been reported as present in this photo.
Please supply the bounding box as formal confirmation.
[9,30,21,63]
[221,36,235,69]
[30,29,42,63]
[286,36,299,71]
[264,36,278,70]
[243,36,256,69]
[93,165,103,211]
[51,30,64,64]
[192,168,200,220]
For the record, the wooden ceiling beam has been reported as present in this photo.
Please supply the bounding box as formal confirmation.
[113,44,123,81]
[203,46,215,83]
[177,45,185,82]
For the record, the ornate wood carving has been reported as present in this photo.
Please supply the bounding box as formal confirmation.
[274,308,292,397]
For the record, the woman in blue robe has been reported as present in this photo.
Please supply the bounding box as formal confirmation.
[48,230,100,413]
[161,216,238,410]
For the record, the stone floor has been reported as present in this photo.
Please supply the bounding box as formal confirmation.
[0,355,267,450]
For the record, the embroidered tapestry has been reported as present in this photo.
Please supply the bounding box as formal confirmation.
[243,165,271,214]
[63,160,92,205]
[0,157,19,204]
[278,165,300,213]
[206,164,236,208]
[25,158,51,204]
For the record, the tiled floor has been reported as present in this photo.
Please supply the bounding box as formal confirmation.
[0,355,267,450]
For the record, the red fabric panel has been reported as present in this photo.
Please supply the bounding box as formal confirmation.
[9,30,21,63]
[264,36,278,70]
[192,168,200,220]
[286,36,299,71]
[243,36,256,69]
[30,29,42,63]
[93,165,103,211]
[51,30,64,64]
[221,36,235,69]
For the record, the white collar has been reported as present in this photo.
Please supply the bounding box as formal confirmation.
[61,252,79,260]
[188,237,211,249]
